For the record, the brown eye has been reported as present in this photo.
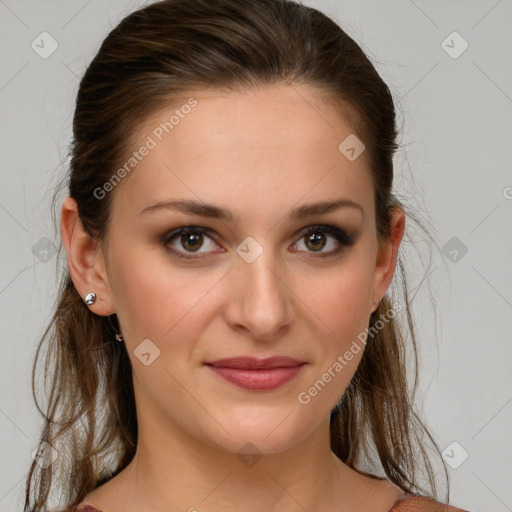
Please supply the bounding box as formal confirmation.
[304,232,327,252]
[161,223,355,260]
[292,224,355,257]
[180,232,204,252]
[162,226,221,258]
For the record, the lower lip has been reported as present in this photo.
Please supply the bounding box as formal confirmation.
[206,364,305,391]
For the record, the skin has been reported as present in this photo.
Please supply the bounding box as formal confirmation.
[61,83,406,512]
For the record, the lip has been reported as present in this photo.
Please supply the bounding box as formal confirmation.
[205,356,305,369]
[204,357,306,391]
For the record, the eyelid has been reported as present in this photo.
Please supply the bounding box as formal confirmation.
[161,226,222,255]
[161,223,354,259]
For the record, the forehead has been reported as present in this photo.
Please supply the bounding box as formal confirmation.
[112,84,373,221]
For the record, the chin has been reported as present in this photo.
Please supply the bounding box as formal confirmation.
[203,409,314,457]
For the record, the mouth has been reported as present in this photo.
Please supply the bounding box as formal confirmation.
[204,356,306,391]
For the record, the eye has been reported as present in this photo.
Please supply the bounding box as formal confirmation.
[291,224,354,257]
[162,226,221,258]
[161,224,354,259]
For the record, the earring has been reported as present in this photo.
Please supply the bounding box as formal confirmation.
[84,292,97,306]
[107,313,124,343]
[371,297,382,314]
[85,294,123,343]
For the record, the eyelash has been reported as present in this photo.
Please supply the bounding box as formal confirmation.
[161,224,355,260]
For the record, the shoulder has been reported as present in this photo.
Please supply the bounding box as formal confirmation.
[390,493,472,512]
[52,504,102,512]
[74,504,103,512]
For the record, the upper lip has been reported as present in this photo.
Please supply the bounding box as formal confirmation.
[205,356,305,369]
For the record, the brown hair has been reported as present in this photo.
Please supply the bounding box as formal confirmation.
[24,0,449,510]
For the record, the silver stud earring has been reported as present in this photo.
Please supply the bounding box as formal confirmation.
[84,292,97,306]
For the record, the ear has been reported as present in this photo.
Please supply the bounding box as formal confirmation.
[60,196,115,317]
[370,206,406,314]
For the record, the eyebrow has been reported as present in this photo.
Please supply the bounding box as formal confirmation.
[139,198,364,221]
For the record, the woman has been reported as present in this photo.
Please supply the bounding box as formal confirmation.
[24,0,472,511]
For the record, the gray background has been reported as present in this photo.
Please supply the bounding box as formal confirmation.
[1,1,511,511]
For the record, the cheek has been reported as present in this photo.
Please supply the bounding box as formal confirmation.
[295,260,374,336]
[295,271,372,412]
[109,259,172,338]
[291,257,374,391]
[109,248,223,344]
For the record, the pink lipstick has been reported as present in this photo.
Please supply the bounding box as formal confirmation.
[204,356,306,391]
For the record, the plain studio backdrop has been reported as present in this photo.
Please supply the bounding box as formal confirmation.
[0,1,511,511]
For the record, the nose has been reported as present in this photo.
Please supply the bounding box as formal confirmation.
[224,249,294,341]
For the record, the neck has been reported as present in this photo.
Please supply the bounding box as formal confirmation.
[85,404,403,512]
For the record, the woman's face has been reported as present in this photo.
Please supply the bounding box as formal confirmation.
[94,84,404,456]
